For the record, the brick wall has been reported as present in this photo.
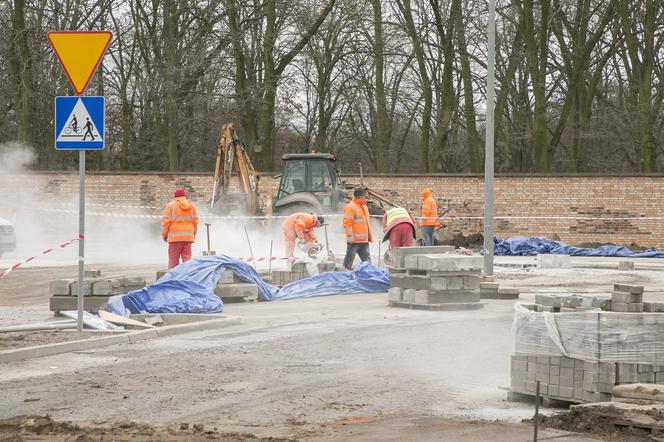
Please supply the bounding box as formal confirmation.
[1,172,662,249]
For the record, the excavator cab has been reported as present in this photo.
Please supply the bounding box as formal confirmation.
[273,154,344,214]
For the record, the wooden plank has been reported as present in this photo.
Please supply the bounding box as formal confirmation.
[98,310,155,329]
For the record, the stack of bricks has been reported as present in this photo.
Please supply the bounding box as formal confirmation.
[510,356,614,403]
[214,269,258,303]
[611,284,643,312]
[388,253,484,310]
[49,272,147,313]
[525,293,611,312]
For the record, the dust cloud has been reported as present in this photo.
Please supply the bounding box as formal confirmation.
[0,143,385,270]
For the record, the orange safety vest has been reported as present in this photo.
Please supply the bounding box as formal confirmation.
[282,213,318,240]
[162,197,198,243]
[420,189,438,227]
[343,198,373,243]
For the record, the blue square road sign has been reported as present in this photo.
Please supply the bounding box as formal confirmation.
[55,96,105,150]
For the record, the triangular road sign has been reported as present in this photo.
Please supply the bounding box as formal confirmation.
[56,98,102,142]
[48,31,112,95]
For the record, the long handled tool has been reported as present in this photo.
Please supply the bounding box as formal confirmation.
[205,223,211,252]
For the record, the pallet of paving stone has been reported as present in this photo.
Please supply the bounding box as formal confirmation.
[388,301,485,311]
[50,276,147,297]
[49,295,109,313]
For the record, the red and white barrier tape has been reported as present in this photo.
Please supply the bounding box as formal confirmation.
[0,235,82,279]
[238,256,291,263]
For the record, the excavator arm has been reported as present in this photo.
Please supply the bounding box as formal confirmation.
[211,122,258,214]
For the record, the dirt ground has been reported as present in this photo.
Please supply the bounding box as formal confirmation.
[0,330,117,350]
[2,256,664,440]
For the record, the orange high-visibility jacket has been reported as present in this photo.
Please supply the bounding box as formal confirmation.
[162,197,198,243]
[282,213,318,240]
[420,188,438,227]
[343,198,373,243]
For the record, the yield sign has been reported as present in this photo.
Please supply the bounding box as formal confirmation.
[47,31,112,95]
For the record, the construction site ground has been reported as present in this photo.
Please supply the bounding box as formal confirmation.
[2,256,664,440]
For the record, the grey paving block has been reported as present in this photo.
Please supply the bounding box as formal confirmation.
[404,254,483,272]
[480,282,499,291]
[446,276,463,290]
[413,290,480,304]
[644,302,664,312]
[611,291,643,303]
[536,254,570,269]
[214,283,258,300]
[463,275,480,290]
[388,287,403,302]
[618,261,635,271]
[402,289,417,303]
[390,274,431,290]
[218,270,245,284]
[49,279,75,295]
[156,269,168,281]
[84,269,101,278]
[613,284,644,294]
[70,279,94,296]
[392,246,455,268]
[49,295,109,312]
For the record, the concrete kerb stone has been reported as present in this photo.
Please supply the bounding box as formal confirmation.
[0,315,242,364]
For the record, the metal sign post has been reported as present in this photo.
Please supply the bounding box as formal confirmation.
[77,151,85,332]
[48,31,112,333]
[483,0,496,276]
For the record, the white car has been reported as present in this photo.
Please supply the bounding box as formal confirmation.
[0,217,16,257]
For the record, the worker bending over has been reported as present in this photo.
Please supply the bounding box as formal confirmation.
[382,206,416,265]
[282,213,324,258]
[162,188,198,269]
[343,187,373,269]
[420,188,440,246]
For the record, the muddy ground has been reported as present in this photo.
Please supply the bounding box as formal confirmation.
[2,257,664,440]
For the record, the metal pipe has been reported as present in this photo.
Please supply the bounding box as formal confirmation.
[0,321,77,333]
[205,223,211,252]
[483,0,496,277]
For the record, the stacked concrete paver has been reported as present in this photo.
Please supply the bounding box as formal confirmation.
[389,251,484,310]
[49,274,146,313]
[511,283,664,404]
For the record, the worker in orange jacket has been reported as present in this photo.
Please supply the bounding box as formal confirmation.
[420,188,440,246]
[162,188,199,269]
[342,187,373,269]
[282,212,324,258]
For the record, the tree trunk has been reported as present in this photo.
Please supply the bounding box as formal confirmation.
[12,0,34,146]
[371,0,389,172]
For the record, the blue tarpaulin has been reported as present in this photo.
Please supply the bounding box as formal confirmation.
[493,236,664,258]
[106,255,390,316]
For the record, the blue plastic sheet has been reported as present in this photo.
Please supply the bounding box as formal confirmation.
[273,261,390,301]
[493,236,664,258]
[106,255,390,316]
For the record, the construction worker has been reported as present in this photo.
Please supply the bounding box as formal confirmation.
[420,188,440,246]
[162,188,199,269]
[382,206,416,265]
[342,187,373,269]
[282,213,324,258]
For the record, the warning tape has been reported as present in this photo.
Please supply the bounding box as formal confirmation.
[0,235,82,279]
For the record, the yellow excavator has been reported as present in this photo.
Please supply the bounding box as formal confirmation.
[210,121,395,216]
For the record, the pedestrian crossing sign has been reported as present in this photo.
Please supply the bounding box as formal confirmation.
[54,96,104,150]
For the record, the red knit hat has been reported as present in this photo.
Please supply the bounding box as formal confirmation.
[174,188,186,198]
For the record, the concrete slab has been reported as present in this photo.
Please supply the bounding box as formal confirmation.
[49,279,74,295]
[214,283,258,300]
[49,296,109,313]
[389,301,485,311]
[414,290,480,304]
[536,254,571,269]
